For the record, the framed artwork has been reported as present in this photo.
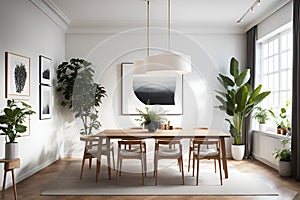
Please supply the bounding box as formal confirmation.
[121,63,183,115]
[39,85,52,120]
[39,55,52,85]
[5,52,30,98]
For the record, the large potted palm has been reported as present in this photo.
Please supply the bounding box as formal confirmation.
[0,100,35,159]
[216,57,270,160]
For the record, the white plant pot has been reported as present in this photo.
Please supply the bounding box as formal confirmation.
[259,124,267,132]
[231,144,245,160]
[5,143,19,160]
[279,161,292,177]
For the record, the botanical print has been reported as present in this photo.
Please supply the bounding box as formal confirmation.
[40,55,52,85]
[5,52,30,98]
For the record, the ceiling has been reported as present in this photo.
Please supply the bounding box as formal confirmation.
[50,0,290,33]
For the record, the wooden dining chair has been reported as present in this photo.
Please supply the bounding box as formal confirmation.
[154,139,184,185]
[188,127,218,173]
[192,139,223,185]
[80,136,115,181]
[116,140,147,185]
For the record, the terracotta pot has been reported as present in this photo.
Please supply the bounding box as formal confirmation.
[281,128,287,135]
[277,128,282,134]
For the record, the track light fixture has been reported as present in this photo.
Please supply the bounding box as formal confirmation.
[237,0,261,23]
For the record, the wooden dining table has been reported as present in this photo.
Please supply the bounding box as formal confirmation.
[87,129,231,180]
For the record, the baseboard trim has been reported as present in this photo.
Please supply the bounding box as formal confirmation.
[0,155,60,190]
[252,153,278,170]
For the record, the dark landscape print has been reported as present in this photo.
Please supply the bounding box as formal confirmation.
[133,77,176,105]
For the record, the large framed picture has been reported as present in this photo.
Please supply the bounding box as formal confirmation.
[39,55,52,85]
[39,85,52,120]
[121,63,183,115]
[5,52,30,98]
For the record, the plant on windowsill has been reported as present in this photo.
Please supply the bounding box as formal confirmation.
[253,106,269,132]
[269,100,291,135]
[56,58,107,135]
[273,139,291,177]
[215,57,271,160]
[135,100,167,132]
[0,100,35,159]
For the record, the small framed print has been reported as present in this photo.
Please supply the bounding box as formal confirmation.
[5,52,30,99]
[39,55,52,85]
[39,85,52,120]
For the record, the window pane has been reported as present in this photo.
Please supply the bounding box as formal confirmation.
[274,55,279,72]
[288,32,292,49]
[288,69,292,89]
[281,52,288,69]
[264,59,268,74]
[269,41,274,55]
[281,34,287,51]
[269,74,274,91]
[263,44,268,58]
[288,51,292,69]
[281,70,287,90]
[274,38,279,54]
[274,73,279,91]
[274,92,279,108]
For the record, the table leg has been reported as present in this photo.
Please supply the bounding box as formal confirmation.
[1,171,7,199]
[106,138,111,180]
[220,137,228,178]
[96,137,103,182]
[11,170,17,200]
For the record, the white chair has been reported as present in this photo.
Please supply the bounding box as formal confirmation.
[192,139,223,185]
[80,135,115,181]
[154,139,184,185]
[116,140,146,185]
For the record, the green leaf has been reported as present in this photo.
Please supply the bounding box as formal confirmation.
[251,91,271,105]
[219,74,235,88]
[215,90,226,98]
[235,69,250,86]
[230,57,239,79]
[235,85,249,112]
[15,124,26,133]
[249,84,262,102]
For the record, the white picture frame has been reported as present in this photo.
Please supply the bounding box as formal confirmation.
[39,55,52,85]
[40,85,52,120]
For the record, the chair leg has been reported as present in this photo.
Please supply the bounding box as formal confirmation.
[89,158,92,169]
[80,157,86,179]
[196,157,200,186]
[111,148,115,170]
[116,157,121,184]
[180,157,184,185]
[214,159,216,173]
[192,155,195,177]
[188,147,191,172]
[178,158,181,172]
[218,157,223,185]
[119,159,123,176]
[155,158,158,185]
[96,160,100,182]
[141,157,145,185]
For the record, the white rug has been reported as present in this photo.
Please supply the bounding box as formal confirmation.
[41,160,279,196]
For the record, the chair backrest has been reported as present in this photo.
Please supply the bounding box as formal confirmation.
[118,140,144,153]
[155,139,182,152]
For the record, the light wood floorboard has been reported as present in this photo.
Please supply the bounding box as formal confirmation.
[2,158,300,200]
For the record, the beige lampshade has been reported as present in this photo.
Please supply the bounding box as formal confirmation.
[132,60,146,75]
[145,53,191,74]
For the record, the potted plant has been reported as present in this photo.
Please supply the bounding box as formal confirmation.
[56,58,107,135]
[216,57,270,160]
[253,106,269,132]
[0,100,35,159]
[273,139,291,177]
[269,100,291,135]
[136,102,167,132]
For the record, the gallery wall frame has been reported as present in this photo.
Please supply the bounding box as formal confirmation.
[5,52,30,99]
[121,62,183,115]
[39,85,52,120]
[39,55,52,85]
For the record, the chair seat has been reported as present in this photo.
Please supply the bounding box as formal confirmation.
[87,142,114,155]
[119,149,143,157]
[157,148,181,157]
[194,148,219,157]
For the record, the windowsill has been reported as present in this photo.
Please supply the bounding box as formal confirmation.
[252,130,291,140]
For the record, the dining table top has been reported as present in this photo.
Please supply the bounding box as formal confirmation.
[92,129,231,139]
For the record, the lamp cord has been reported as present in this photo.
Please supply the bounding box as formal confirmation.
[147,0,150,56]
[168,0,170,51]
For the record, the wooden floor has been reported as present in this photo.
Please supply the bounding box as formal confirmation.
[3,158,300,200]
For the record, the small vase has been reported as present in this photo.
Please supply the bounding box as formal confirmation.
[146,122,161,132]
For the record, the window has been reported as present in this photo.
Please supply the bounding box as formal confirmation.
[258,29,292,118]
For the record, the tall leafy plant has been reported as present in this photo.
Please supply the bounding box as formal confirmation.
[216,57,271,145]
[56,58,107,135]
[0,100,35,143]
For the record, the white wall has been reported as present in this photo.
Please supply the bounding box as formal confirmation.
[65,28,246,157]
[0,0,65,189]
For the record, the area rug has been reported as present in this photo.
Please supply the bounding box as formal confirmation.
[41,160,279,196]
